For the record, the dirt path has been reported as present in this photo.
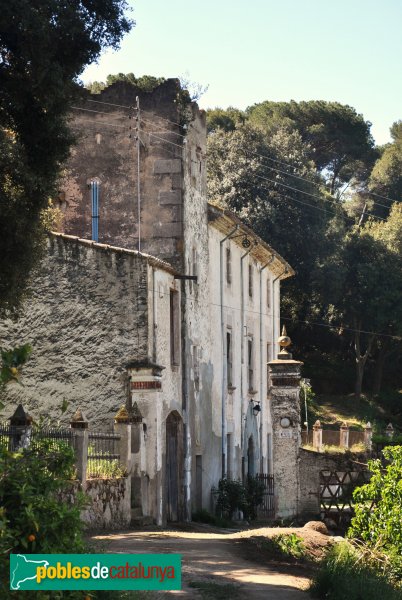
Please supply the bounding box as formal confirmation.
[91,527,314,599]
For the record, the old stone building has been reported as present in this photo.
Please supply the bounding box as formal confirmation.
[1,80,300,524]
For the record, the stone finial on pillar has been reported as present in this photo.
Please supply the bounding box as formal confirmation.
[114,405,130,424]
[312,420,322,452]
[114,405,132,475]
[364,422,372,449]
[70,408,89,429]
[385,423,394,439]
[277,325,293,360]
[130,402,143,424]
[340,421,349,449]
[8,404,33,450]
[70,408,89,483]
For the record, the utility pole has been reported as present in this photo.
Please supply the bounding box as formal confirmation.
[135,96,141,252]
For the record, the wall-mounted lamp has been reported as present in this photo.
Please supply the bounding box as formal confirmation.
[252,402,261,417]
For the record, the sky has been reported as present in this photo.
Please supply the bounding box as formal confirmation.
[82,0,402,145]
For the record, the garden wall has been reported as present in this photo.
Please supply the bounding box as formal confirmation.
[63,477,131,531]
[298,448,369,519]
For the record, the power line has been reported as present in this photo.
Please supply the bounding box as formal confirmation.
[81,97,401,207]
[71,106,127,120]
[68,118,128,130]
[87,98,133,110]
[252,173,387,222]
[246,150,394,210]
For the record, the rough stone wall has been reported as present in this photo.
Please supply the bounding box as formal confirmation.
[298,448,369,519]
[62,477,131,530]
[0,235,149,424]
[268,361,302,518]
[60,80,188,271]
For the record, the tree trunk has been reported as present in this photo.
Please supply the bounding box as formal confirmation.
[354,324,375,399]
[372,339,391,396]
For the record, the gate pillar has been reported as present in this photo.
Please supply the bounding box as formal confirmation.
[268,327,303,518]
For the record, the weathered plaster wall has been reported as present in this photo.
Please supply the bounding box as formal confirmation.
[181,106,215,516]
[207,223,281,494]
[129,267,183,525]
[0,235,150,424]
[298,449,369,519]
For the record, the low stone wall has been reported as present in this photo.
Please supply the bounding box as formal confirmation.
[298,448,369,519]
[63,477,131,531]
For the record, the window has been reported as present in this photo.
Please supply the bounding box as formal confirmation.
[226,331,233,387]
[267,277,271,309]
[226,247,232,285]
[248,264,253,298]
[89,180,100,242]
[170,290,180,365]
[248,338,254,391]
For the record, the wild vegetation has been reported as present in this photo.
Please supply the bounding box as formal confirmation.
[311,444,402,599]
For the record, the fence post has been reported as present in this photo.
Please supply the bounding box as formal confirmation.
[340,421,349,449]
[70,409,89,484]
[114,405,131,474]
[9,404,33,450]
[364,422,372,450]
[385,423,394,439]
[313,420,322,452]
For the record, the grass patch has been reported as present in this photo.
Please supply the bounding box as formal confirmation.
[189,581,241,599]
[308,393,402,432]
[310,541,402,600]
[260,533,306,560]
[302,443,367,454]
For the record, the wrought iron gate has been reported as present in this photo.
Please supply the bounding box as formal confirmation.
[256,473,275,519]
[320,469,371,525]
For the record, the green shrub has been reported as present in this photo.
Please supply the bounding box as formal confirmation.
[261,533,306,559]
[349,445,402,554]
[0,441,86,599]
[216,476,265,521]
[310,541,402,600]
[243,475,265,520]
[216,478,246,519]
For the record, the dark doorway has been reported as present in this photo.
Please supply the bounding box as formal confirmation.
[165,411,183,522]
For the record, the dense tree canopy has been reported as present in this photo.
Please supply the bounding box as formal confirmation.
[207,104,402,397]
[0,0,133,317]
[247,100,377,194]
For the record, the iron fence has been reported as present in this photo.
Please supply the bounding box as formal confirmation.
[0,423,74,452]
[87,431,122,479]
